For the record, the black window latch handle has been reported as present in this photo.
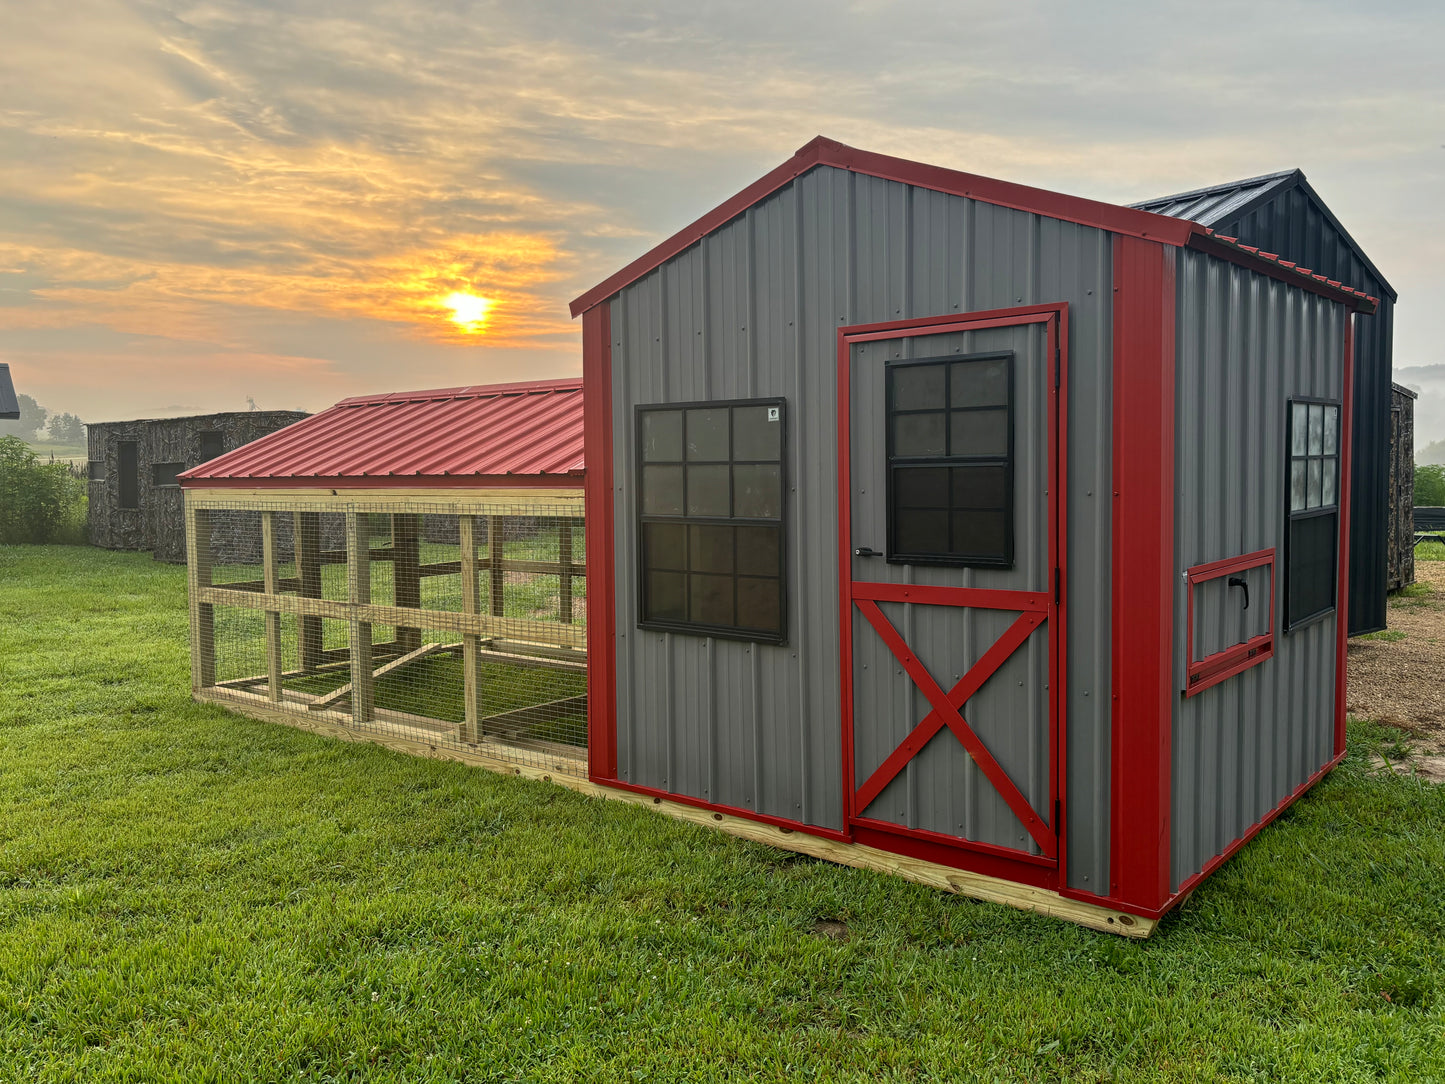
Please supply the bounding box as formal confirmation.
[854,546,882,558]
[1228,575,1249,610]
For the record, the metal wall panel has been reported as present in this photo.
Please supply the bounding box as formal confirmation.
[1171,249,1345,890]
[1210,188,1394,636]
[609,167,1114,888]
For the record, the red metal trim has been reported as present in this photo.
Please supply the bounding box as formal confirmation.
[850,824,1058,890]
[836,304,1067,868]
[569,137,1198,316]
[583,304,619,782]
[851,581,1049,613]
[1185,232,1377,315]
[597,778,853,844]
[180,473,582,490]
[851,608,1046,821]
[1335,317,1355,757]
[1108,237,1176,914]
[1184,548,1276,697]
[852,816,1056,869]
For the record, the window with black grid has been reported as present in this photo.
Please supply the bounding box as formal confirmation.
[637,399,786,641]
[1285,398,1341,629]
[886,353,1014,567]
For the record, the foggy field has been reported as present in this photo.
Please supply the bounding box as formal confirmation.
[1,546,1442,1082]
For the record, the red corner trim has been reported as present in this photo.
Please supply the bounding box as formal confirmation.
[583,304,618,781]
[1335,316,1355,756]
[1109,236,1176,914]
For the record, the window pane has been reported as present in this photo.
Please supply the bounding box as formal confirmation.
[1308,458,1323,508]
[733,464,781,519]
[951,358,1008,407]
[952,510,1008,558]
[688,524,734,574]
[1290,460,1307,512]
[893,364,945,411]
[1289,512,1337,625]
[1323,405,1339,454]
[733,404,781,461]
[199,431,224,461]
[895,466,949,509]
[952,464,1009,510]
[686,464,730,516]
[1308,404,1324,455]
[643,522,687,571]
[893,412,946,456]
[895,509,949,555]
[686,408,729,461]
[689,573,735,626]
[736,525,780,577]
[642,410,683,462]
[645,571,686,622]
[950,409,1008,456]
[737,577,781,633]
[152,462,183,487]
[642,465,684,515]
[1291,402,1308,457]
[1322,456,1337,506]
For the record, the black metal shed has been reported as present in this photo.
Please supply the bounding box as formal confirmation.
[0,363,18,421]
[1134,171,1397,635]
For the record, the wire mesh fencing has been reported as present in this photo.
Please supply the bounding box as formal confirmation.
[188,496,588,776]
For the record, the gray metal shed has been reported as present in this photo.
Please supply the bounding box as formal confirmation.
[571,137,1376,934]
[1132,170,1398,637]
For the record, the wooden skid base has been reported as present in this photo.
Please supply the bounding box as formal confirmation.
[196,688,1155,939]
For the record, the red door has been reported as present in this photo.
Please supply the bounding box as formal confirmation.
[838,305,1066,873]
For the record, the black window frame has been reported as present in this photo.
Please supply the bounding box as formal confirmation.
[885,350,1016,569]
[152,462,185,488]
[634,397,788,644]
[1283,396,1341,632]
[198,430,225,461]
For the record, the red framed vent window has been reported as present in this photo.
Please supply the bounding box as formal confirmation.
[1185,548,1275,696]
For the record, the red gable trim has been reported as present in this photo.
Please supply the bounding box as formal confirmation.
[569,136,1377,318]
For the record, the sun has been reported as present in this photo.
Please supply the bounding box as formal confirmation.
[443,291,493,332]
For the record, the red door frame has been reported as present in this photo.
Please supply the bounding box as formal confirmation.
[836,303,1069,879]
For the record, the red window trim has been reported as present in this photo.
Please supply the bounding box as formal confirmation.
[1184,547,1276,697]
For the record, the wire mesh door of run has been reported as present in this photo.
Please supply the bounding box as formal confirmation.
[186,496,588,776]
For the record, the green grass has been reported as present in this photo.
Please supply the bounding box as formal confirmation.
[1359,628,1408,643]
[2,546,1444,1081]
[1414,539,1445,563]
[23,440,87,464]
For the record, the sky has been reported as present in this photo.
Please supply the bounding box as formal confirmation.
[2,0,1441,439]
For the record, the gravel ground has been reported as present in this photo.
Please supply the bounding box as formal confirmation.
[1347,557,1445,780]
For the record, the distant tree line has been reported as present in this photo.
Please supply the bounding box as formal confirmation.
[1415,464,1445,508]
[0,393,84,444]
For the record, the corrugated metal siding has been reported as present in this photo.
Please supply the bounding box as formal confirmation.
[609,165,1115,890]
[1208,188,1394,636]
[1171,249,1345,891]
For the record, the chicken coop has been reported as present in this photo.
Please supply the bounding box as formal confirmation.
[179,379,588,778]
[569,137,1377,935]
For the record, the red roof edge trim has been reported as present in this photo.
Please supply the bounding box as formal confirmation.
[568,136,1198,317]
[1184,232,1377,313]
[180,472,584,491]
[337,378,582,408]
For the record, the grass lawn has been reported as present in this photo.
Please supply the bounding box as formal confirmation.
[2,546,1443,1082]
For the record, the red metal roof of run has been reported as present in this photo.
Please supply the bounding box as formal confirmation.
[180,378,585,488]
[569,136,1378,318]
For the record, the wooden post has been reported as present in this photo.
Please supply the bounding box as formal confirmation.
[558,517,574,623]
[393,512,423,653]
[459,515,481,742]
[185,502,215,690]
[488,514,506,617]
[294,511,323,673]
[346,510,374,724]
[261,511,283,702]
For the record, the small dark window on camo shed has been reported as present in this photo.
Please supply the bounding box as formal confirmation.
[152,462,184,487]
[199,430,224,461]
[886,353,1014,567]
[117,441,139,510]
[636,398,786,641]
[1285,399,1340,629]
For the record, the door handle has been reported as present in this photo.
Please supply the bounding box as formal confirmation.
[1228,575,1249,610]
[854,546,882,558]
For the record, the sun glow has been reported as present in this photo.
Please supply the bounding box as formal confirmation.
[444,291,493,331]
